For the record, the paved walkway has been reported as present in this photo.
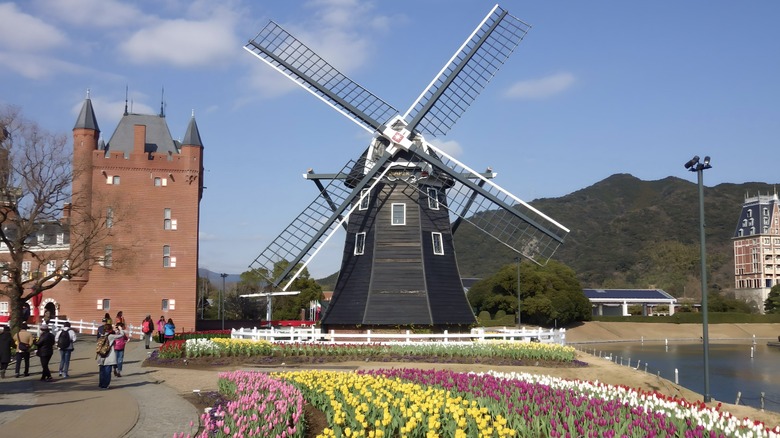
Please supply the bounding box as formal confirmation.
[0,337,200,438]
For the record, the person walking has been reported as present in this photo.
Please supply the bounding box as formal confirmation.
[156,315,166,343]
[103,312,113,326]
[14,323,33,378]
[34,323,55,382]
[141,315,154,349]
[112,322,128,377]
[55,321,77,378]
[96,323,122,389]
[163,318,175,343]
[115,311,125,325]
[0,325,14,379]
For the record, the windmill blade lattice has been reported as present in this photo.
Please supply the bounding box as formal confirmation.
[405,143,569,264]
[404,5,530,137]
[245,22,399,133]
[249,154,395,290]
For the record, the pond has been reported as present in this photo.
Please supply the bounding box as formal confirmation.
[580,341,780,413]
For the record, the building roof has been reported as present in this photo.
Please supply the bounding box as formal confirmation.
[181,116,203,147]
[104,113,179,157]
[73,98,100,132]
[733,193,779,238]
[583,288,675,302]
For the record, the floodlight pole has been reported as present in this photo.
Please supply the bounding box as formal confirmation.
[220,273,228,330]
[685,155,712,403]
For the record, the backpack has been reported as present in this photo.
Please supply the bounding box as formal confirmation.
[57,329,72,350]
[143,320,153,333]
[96,335,111,358]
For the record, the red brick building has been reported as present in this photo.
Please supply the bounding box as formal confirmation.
[733,192,780,313]
[0,96,204,330]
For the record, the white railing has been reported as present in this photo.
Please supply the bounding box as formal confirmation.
[28,317,144,340]
[231,326,566,345]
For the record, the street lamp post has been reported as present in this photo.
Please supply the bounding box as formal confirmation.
[515,257,521,327]
[220,273,228,330]
[685,155,712,403]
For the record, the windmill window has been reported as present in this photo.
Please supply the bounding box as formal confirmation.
[432,232,444,255]
[427,188,439,210]
[359,189,370,210]
[354,232,366,255]
[391,203,406,225]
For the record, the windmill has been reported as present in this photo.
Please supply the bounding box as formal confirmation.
[245,4,569,330]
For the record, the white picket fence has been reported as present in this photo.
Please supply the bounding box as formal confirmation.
[26,317,144,340]
[231,326,566,345]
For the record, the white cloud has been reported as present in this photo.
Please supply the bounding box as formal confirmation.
[428,138,463,158]
[0,3,67,51]
[504,72,576,99]
[0,52,87,80]
[120,15,241,67]
[33,0,146,27]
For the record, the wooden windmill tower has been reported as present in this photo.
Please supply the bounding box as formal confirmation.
[245,5,569,330]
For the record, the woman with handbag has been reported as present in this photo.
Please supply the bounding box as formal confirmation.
[34,323,55,382]
[14,323,33,378]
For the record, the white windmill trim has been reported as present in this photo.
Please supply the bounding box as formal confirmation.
[425,141,570,233]
[243,45,375,135]
[403,4,501,120]
[281,163,401,291]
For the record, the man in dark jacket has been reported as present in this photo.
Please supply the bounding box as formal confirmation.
[34,324,55,382]
[0,325,14,378]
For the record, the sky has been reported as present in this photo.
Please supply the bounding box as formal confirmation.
[1,0,779,279]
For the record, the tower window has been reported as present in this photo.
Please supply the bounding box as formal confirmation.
[103,245,112,268]
[106,207,114,228]
[112,176,120,185]
[164,208,172,230]
[162,299,169,311]
[354,232,366,255]
[359,189,370,210]
[427,188,439,210]
[163,245,171,267]
[155,177,162,186]
[432,232,444,255]
[391,203,406,225]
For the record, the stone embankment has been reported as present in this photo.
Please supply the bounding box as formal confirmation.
[565,321,779,344]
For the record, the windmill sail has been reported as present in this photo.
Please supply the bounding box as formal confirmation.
[244,22,398,134]
[245,4,568,328]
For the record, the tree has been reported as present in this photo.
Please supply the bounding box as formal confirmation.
[0,105,112,332]
[236,263,323,321]
[467,259,591,326]
[764,285,780,314]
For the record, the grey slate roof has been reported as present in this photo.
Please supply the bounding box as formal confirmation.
[104,113,179,157]
[73,98,100,132]
[181,116,203,147]
[583,288,675,300]
[733,194,778,238]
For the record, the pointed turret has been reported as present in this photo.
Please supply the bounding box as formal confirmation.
[181,113,203,147]
[73,95,100,133]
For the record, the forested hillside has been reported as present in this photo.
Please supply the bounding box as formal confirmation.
[454,174,777,299]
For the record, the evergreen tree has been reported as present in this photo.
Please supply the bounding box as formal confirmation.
[765,285,780,314]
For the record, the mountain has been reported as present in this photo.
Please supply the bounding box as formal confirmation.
[202,174,777,298]
[198,268,242,284]
[453,174,776,297]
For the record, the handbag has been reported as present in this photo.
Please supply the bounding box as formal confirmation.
[16,335,29,352]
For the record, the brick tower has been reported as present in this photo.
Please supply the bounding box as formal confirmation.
[57,94,205,330]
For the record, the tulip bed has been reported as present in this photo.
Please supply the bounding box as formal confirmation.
[179,368,780,438]
[174,338,579,364]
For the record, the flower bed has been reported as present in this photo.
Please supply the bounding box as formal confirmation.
[178,369,780,438]
[166,338,579,364]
